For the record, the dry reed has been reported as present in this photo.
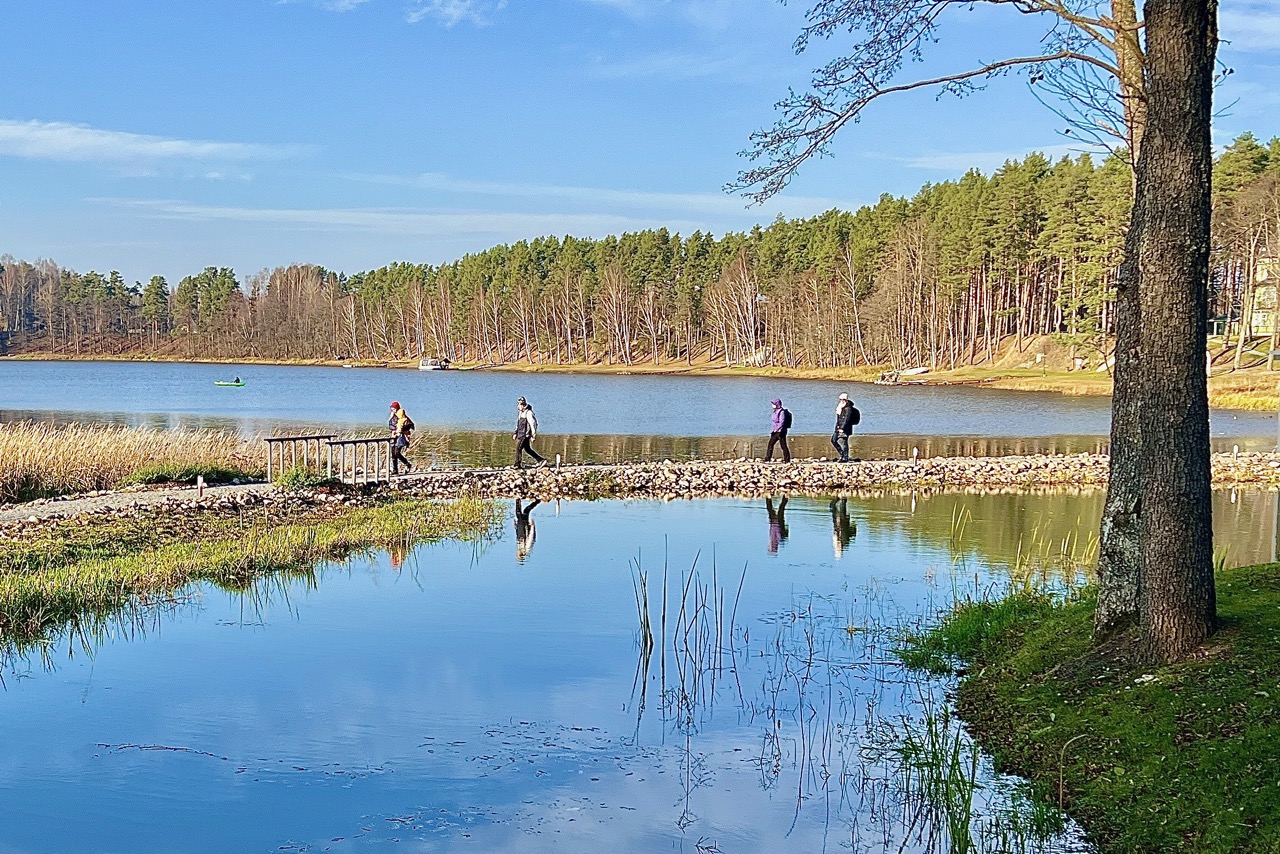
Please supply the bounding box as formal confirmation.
[0,422,263,504]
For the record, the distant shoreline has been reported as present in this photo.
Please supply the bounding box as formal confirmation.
[3,351,1276,412]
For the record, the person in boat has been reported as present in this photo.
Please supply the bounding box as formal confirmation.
[233,376,240,384]
[388,400,414,475]
[764,398,792,462]
[513,396,546,469]
[831,393,860,463]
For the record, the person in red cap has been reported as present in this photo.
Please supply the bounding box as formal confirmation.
[388,401,414,474]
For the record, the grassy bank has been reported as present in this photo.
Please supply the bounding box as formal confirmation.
[0,422,263,504]
[0,497,499,645]
[899,566,1280,852]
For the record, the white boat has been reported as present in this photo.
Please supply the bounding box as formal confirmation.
[418,358,452,371]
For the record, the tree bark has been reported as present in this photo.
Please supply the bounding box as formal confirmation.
[1096,216,1144,633]
[1136,0,1217,662]
[1094,0,1147,634]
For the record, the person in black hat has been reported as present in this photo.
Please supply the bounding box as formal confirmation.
[831,393,859,463]
[514,396,546,469]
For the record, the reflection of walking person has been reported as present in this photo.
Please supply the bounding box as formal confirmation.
[513,397,546,469]
[514,498,540,562]
[388,401,414,475]
[765,398,792,462]
[830,498,856,558]
[831,393,860,463]
[766,496,789,554]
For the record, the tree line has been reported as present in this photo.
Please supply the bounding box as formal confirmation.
[2,132,1277,368]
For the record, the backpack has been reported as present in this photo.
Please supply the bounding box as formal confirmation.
[781,408,793,431]
[849,406,860,427]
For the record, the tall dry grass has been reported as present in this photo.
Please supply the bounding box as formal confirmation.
[0,422,263,504]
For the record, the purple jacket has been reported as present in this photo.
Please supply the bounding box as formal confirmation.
[771,400,786,433]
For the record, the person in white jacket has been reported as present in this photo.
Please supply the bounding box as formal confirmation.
[513,396,546,469]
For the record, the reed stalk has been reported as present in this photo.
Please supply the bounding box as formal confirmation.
[0,422,263,503]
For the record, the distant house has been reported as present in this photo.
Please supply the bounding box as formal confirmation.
[1254,257,1278,336]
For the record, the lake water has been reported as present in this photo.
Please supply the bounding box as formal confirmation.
[1,490,1275,852]
[4,360,1276,464]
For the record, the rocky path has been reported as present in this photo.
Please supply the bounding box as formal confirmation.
[3,452,1277,528]
[0,482,274,524]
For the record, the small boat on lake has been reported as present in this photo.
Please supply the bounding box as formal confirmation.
[213,379,245,387]
[418,358,452,371]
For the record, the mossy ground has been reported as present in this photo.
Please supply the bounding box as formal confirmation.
[899,565,1280,852]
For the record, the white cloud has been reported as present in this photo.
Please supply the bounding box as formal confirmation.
[576,0,764,29]
[898,143,1106,172]
[406,0,507,26]
[1220,1,1280,52]
[343,171,847,216]
[0,119,309,166]
[591,51,738,80]
[92,198,705,238]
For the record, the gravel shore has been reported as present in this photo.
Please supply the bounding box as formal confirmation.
[2,452,1277,533]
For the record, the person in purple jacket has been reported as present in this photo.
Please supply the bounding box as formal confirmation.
[764,398,792,462]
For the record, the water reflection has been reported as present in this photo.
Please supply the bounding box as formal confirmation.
[6,405,1276,466]
[3,359,1274,442]
[1,491,1275,852]
[766,496,790,554]
[514,498,540,563]
[831,498,857,558]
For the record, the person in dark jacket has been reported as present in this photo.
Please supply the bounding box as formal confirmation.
[388,400,414,475]
[514,396,546,469]
[765,398,791,462]
[831,393,858,463]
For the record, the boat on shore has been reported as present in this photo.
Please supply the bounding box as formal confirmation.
[418,358,453,371]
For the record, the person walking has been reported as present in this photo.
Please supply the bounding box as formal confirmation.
[831,392,860,462]
[514,396,546,469]
[388,401,415,475]
[764,398,792,462]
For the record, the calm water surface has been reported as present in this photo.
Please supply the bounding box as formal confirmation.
[3,360,1274,446]
[1,490,1274,852]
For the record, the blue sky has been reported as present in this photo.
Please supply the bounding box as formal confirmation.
[2,0,1277,284]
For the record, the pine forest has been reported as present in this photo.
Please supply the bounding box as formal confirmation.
[3,133,1278,371]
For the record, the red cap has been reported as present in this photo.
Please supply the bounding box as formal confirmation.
[390,401,400,408]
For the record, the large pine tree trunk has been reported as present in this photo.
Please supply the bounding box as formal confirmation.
[1136,0,1217,662]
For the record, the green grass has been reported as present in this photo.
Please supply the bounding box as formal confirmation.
[897,590,1061,675]
[898,566,1280,852]
[0,497,499,645]
[122,462,261,486]
[272,463,339,491]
